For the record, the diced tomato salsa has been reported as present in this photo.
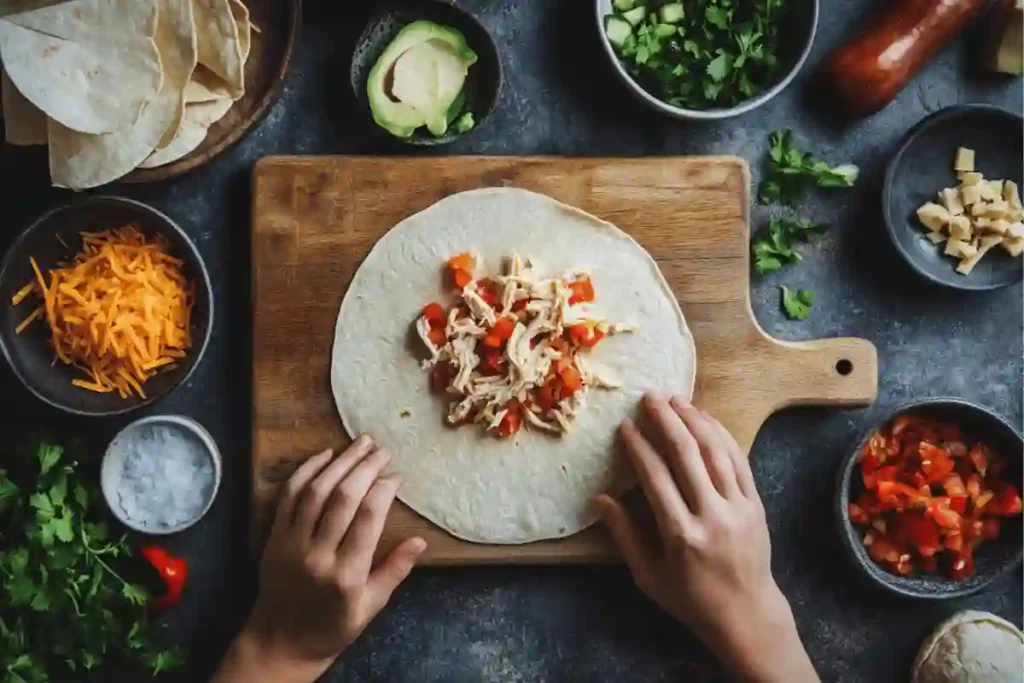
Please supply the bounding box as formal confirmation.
[849,415,1021,581]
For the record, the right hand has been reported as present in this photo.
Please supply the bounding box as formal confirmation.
[594,394,819,683]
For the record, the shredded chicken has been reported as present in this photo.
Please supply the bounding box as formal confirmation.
[415,252,635,438]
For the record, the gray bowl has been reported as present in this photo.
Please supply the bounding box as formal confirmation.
[594,0,818,120]
[836,398,1023,600]
[101,415,222,535]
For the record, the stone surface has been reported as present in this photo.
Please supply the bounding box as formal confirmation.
[0,0,1021,681]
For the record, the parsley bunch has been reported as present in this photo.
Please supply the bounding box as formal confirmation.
[758,129,859,205]
[0,443,186,682]
[780,286,814,319]
[612,0,788,110]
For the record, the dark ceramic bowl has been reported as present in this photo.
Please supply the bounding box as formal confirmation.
[350,0,502,146]
[0,197,214,417]
[595,0,818,120]
[883,105,1024,291]
[837,398,1023,600]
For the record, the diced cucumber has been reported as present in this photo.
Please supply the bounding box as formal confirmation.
[604,15,633,48]
[612,0,635,11]
[658,2,684,23]
[654,23,676,38]
[622,6,647,26]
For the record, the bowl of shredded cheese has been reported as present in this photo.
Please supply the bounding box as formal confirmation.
[0,197,213,416]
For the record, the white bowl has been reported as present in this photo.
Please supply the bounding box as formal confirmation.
[594,0,819,120]
[101,415,222,535]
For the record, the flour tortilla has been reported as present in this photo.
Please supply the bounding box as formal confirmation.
[193,0,244,99]
[912,610,1023,683]
[48,0,197,189]
[330,188,696,544]
[138,96,232,168]
[1,68,47,145]
[0,0,161,134]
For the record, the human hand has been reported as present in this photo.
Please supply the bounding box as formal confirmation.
[213,437,426,683]
[594,395,818,683]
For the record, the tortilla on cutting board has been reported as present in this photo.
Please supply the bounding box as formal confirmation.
[0,0,162,135]
[1,68,46,145]
[47,0,197,189]
[330,188,696,544]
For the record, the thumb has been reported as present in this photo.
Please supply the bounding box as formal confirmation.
[365,536,427,612]
[594,494,656,595]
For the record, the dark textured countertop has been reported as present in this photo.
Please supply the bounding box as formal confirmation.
[1,1,1022,681]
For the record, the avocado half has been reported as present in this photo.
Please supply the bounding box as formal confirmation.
[367,20,478,138]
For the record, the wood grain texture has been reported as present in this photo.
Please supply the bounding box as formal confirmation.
[251,156,879,564]
[122,0,301,183]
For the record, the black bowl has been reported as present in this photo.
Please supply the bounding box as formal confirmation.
[883,105,1024,291]
[837,398,1023,600]
[350,0,502,146]
[0,197,214,417]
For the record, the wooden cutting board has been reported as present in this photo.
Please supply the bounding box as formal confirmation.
[251,156,878,564]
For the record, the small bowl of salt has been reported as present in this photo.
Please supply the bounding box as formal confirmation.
[101,415,221,534]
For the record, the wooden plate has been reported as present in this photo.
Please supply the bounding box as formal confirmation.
[125,0,301,183]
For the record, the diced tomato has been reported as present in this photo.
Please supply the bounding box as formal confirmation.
[968,444,988,477]
[421,302,445,326]
[990,484,1023,516]
[877,480,923,502]
[927,499,961,530]
[944,473,967,498]
[946,440,967,458]
[482,335,502,348]
[511,298,529,312]
[559,364,583,394]
[849,502,869,525]
[920,444,955,483]
[535,378,563,412]
[447,252,474,272]
[867,536,901,564]
[899,513,941,556]
[430,362,454,393]
[949,549,974,581]
[478,350,505,376]
[567,321,606,348]
[861,451,880,475]
[949,496,968,515]
[981,517,1001,541]
[568,278,595,305]
[490,317,516,341]
[863,464,898,491]
[477,278,500,307]
[966,474,982,499]
[945,531,964,552]
[492,402,522,438]
[427,326,447,346]
[451,268,473,290]
[920,555,939,573]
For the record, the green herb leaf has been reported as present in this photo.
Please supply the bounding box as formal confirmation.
[121,583,148,607]
[759,129,859,204]
[143,648,188,675]
[37,444,62,476]
[781,286,815,319]
[751,217,827,275]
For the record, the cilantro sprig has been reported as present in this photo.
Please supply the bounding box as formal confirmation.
[608,0,788,110]
[751,216,827,275]
[781,286,814,319]
[0,443,186,682]
[758,129,859,205]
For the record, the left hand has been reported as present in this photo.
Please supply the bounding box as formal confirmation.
[213,436,426,683]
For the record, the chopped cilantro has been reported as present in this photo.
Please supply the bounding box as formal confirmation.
[759,129,859,204]
[751,216,827,275]
[781,286,814,319]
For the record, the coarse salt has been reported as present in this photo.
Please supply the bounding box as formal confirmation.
[109,424,215,531]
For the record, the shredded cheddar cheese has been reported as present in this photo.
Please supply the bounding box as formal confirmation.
[12,226,194,399]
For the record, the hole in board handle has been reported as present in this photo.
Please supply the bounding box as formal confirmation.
[835,359,853,376]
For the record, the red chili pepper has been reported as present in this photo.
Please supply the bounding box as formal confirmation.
[141,546,188,613]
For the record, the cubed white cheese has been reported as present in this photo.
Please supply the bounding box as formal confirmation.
[948,215,973,240]
[954,147,975,172]
[916,202,951,231]
[984,199,1010,219]
[925,232,947,244]
[945,239,974,258]
[1002,237,1024,257]
[958,171,985,186]
[1004,180,1023,210]
[939,187,965,215]
[960,184,983,207]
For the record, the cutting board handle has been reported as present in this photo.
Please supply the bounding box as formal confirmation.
[768,336,879,408]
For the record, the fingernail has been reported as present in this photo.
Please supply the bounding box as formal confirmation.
[642,392,658,406]
[410,537,427,554]
[591,494,610,512]
[670,395,691,409]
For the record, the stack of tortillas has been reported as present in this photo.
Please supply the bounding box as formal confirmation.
[0,0,255,189]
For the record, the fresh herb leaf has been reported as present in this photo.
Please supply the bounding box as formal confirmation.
[751,217,827,275]
[781,286,815,319]
[143,648,188,675]
[37,443,62,475]
[759,129,859,204]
